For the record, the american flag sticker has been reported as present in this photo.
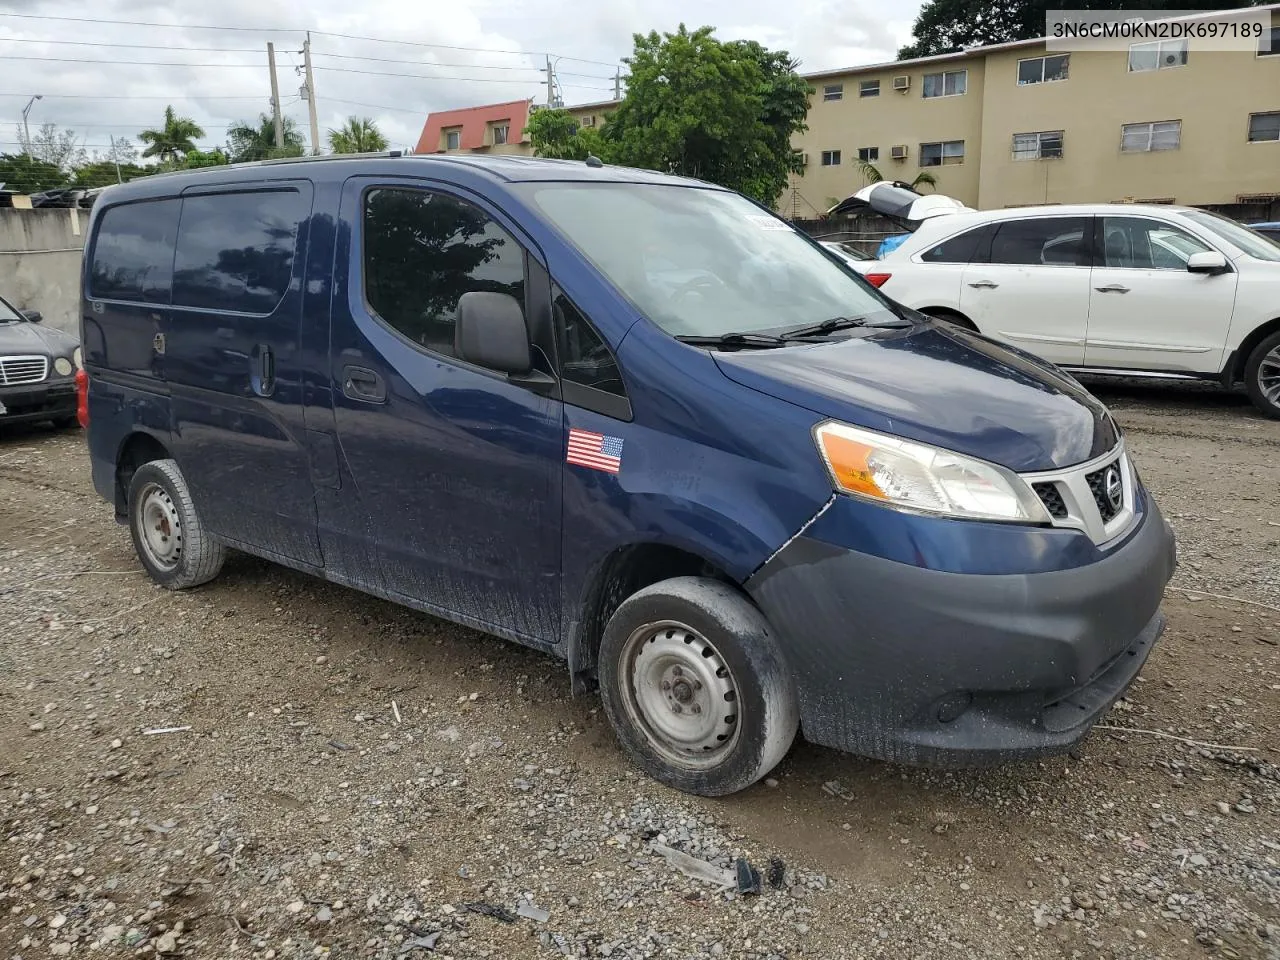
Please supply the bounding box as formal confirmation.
[566,428,624,475]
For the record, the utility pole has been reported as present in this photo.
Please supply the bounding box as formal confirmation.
[21,94,41,157]
[267,42,285,150]
[614,68,621,101]
[108,135,122,184]
[545,56,555,108]
[303,32,321,155]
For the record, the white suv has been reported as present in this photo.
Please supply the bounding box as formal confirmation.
[849,202,1280,418]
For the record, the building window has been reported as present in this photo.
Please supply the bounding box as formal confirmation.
[580,115,596,127]
[444,129,461,151]
[857,146,879,162]
[859,79,880,97]
[1017,54,1070,85]
[1248,111,1280,142]
[1128,39,1188,72]
[1012,130,1064,160]
[492,124,509,145]
[922,69,967,98]
[920,140,964,166]
[823,84,843,101]
[1120,120,1181,152]
[363,189,526,359]
[820,150,842,166]
[1260,25,1280,56]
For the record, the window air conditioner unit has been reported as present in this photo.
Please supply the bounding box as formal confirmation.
[892,75,910,91]
[580,116,595,127]
[890,144,909,160]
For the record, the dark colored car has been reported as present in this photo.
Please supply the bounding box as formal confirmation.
[0,294,80,427]
[1249,221,1280,243]
[79,154,1177,796]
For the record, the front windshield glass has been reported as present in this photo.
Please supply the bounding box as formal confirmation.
[0,297,22,322]
[518,183,898,336]
[1183,210,1280,262]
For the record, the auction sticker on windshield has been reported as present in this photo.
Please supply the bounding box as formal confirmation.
[744,214,793,231]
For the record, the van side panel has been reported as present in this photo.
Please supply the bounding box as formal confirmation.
[163,182,322,568]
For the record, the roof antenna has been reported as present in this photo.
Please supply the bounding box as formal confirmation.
[585,154,603,168]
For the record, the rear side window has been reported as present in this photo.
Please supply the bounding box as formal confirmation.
[363,188,526,358]
[921,225,987,263]
[89,199,181,303]
[173,190,308,314]
[986,217,1092,266]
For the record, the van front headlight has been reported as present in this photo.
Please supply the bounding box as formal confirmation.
[813,420,1051,524]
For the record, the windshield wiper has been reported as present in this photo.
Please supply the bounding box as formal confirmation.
[779,316,868,340]
[675,332,787,350]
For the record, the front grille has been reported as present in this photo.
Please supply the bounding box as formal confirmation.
[1033,482,1068,519]
[0,355,49,385]
[1085,462,1123,523]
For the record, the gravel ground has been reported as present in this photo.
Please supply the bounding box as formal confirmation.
[2,378,1278,960]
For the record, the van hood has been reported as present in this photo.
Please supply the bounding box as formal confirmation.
[712,321,1119,473]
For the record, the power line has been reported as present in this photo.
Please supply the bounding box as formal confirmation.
[312,64,613,90]
[0,11,622,68]
[0,37,263,53]
[323,97,435,115]
[0,93,269,100]
[1,55,266,67]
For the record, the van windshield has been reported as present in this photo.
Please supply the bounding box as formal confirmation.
[518,182,898,337]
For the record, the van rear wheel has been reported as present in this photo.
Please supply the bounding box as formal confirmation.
[1244,331,1280,420]
[598,576,799,796]
[127,459,225,589]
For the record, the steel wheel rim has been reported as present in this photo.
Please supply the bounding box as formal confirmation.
[137,482,182,571]
[1259,345,1280,406]
[617,620,741,770]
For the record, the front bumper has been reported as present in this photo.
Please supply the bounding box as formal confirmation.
[745,492,1177,767]
[0,380,76,425]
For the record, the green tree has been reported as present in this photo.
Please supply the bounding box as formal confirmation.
[181,148,230,169]
[138,106,205,164]
[328,116,388,154]
[600,25,810,206]
[525,108,609,161]
[856,160,938,192]
[70,160,151,189]
[227,114,306,163]
[0,153,67,193]
[899,0,1261,58]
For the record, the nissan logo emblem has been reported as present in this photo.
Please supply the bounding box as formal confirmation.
[1104,466,1123,511]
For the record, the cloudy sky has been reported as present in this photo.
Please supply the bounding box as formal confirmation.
[0,0,922,161]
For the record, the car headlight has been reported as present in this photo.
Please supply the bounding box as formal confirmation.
[72,347,83,370]
[53,357,73,377]
[813,420,1051,523]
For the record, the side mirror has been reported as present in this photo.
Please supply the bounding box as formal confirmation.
[454,291,531,374]
[1186,251,1228,275]
[21,309,42,323]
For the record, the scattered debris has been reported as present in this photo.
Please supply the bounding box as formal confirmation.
[516,900,551,922]
[735,858,761,895]
[463,902,518,923]
[650,842,735,889]
[767,858,787,890]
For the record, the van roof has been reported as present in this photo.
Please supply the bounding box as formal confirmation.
[94,152,717,203]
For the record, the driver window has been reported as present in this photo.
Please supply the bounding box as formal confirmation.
[555,288,626,398]
[1101,216,1212,270]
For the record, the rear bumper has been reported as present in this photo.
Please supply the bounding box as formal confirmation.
[0,380,76,425]
[745,494,1177,767]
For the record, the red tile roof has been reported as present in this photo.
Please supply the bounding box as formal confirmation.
[415,98,531,153]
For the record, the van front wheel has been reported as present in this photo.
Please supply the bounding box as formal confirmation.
[127,459,225,589]
[598,576,799,796]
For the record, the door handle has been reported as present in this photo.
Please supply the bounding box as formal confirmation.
[251,343,275,397]
[967,280,999,289]
[342,365,386,404]
[1094,284,1130,294]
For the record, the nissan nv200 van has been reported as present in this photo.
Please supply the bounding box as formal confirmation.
[79,154,1177,796]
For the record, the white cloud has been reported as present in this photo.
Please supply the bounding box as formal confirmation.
[0,0,922,159]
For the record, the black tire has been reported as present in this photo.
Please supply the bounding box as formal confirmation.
[1243,330,1280,420]
[597,576,799,797]
[923,308,977,331]
[127,459,225,589]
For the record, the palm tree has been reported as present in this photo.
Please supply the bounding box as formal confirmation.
[327,116,388,154]
[226,113,306,163]
[857,159,937,192]
[138,106,205,164]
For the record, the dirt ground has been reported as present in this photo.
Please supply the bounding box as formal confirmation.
[2,378,1278,960]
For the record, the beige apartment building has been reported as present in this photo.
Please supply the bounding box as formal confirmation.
[791,22,1280,217]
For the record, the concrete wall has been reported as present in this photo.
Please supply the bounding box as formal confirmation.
[0,208,86,335]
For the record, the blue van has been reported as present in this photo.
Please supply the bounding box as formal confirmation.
[79,155,1176,796]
